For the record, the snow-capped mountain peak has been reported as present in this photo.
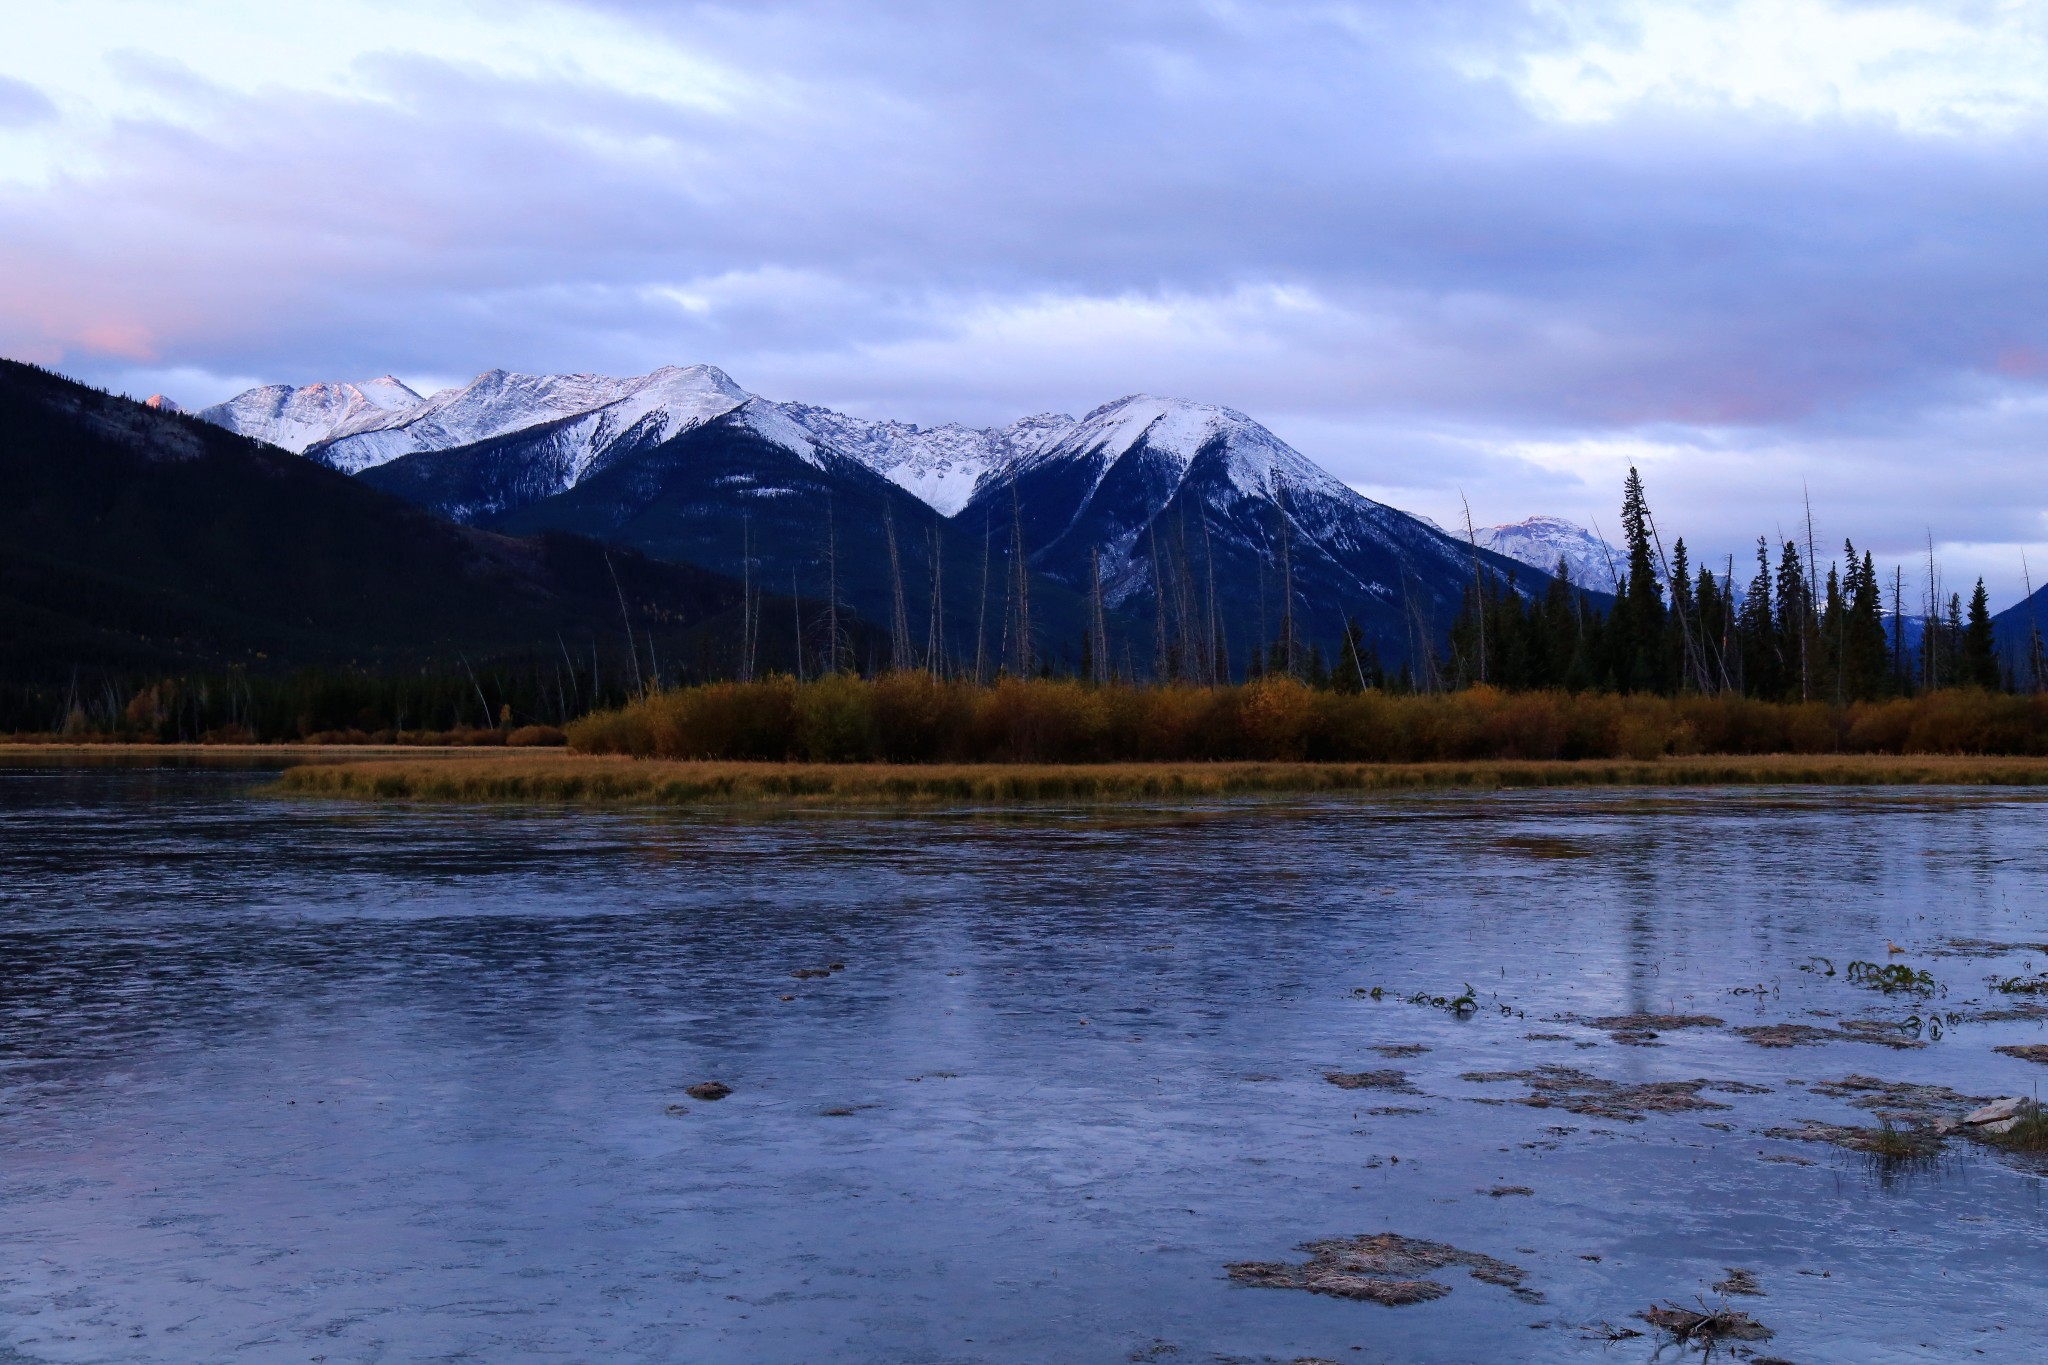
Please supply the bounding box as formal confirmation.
[197,376,422,454]
[143,393,184,413]
[302,364,751,475]
[1016,394,1349,510]
[1472,515,1623,589]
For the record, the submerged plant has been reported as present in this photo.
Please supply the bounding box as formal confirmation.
[1409,984,1479,1016]
[1992,973,2048,996]
[1896,1011,1961,1042]
[1845,960,1939,995]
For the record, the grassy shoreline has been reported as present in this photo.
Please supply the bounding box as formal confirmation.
[272,751,2048,806]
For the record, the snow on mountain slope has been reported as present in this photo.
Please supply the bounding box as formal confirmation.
[198,377,421,454]
[1473,516,1622,590]
[1023,396,1351,507]
[304,365,749,475]
[771,403,1075,515]
[993,394,1363,574]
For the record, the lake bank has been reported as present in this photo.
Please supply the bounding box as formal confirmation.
[273,750,2048,805]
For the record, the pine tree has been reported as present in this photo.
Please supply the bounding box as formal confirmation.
[1609,467,1669,692]
[1668,537,1697,690]
[1739,539,1780,699]
[1820,560,1845,702]
[1773,540,1809,700]
[1963,578,2000,689]
[1842,546,1888,699]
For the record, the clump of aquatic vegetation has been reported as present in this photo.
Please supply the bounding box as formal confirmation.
[1411,984,1480,1016]
[1992,972,2048,995]
[1845,960,1939,995]
[1868,1117,1934,1161]
[1353,983,1517,1018]
[1641,1298,1774,1347]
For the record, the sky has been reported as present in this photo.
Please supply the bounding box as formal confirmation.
[4,0,2047,605]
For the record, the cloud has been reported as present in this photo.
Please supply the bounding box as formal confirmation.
[4,0,2048,599]
[0,75,55,129]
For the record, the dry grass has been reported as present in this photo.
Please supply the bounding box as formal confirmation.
[271,750,2048,807]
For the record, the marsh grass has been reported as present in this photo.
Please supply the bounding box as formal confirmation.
[1975,1104,2048,1154]
[273,750,2048,806]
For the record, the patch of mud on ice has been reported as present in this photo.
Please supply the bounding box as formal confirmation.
[1460,1066,1769,1121]
[1228,1232,1542,1306]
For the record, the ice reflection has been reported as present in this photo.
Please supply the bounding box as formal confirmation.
[0,767,2044,1363]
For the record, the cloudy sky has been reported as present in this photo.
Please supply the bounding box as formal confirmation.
[5,0,2047,602]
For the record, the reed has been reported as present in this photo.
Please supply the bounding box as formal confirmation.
[275,751,2048,807]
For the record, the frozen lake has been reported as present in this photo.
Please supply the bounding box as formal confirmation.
[2,764,2045,1362]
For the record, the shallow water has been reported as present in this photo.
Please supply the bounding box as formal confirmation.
[2,766,2046,1364]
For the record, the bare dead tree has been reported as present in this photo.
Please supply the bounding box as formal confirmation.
[1089,547,1109,684]
[884,504,913,673]
[2024,550,2045,693]
[1200,510,1226,682]
[1460,491,1486,686]
[1276,468,1296,677]
[603,552,641,696]
[925,526,946,679]
[975,506,992,684]
[1149,517,1170,681]
[1010,474,1032,675]
[792,566,805,682]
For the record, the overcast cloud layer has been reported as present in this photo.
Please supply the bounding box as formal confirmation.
[5,0,2047,602]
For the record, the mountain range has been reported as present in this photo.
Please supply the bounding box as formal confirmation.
[20,354,2045,688]
[189,363,1567,673]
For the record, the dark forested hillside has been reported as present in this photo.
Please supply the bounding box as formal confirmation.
[0,360,843,684]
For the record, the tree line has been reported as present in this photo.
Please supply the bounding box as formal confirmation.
[1427,468,2030,700]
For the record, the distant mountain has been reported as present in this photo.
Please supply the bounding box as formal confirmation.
[310,365,750,477]
[491,399,1097,671]
[1994,588,2048,683]
[0,360,838,682]
[1473,516,1622,590]
[770,403,1072,517]
[963,394,1561,667]
[190,365,1576,669]
[199,376,422,454]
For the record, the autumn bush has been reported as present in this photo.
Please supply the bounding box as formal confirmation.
[563,675,2048,764]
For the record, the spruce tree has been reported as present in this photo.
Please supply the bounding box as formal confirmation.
[1773,541,1810,700]
[1610,467,1668,692]
[1820,561,1846,702]
[1668,537,1696,690]
[1963,578,2000,689]
[1843,546,1888,699]
[1695,563,1727,692]
[1739,538,1780,699]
